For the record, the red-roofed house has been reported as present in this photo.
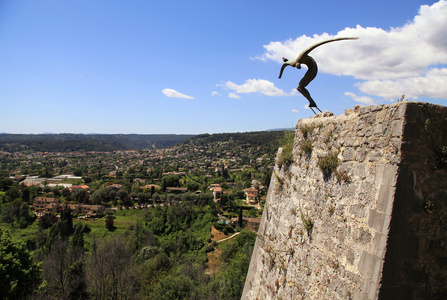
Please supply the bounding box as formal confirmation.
[245,187,259,204]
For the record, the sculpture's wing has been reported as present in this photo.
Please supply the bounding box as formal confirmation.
[295,37,358,61]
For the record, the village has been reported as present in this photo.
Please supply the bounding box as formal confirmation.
[1,132,279,229]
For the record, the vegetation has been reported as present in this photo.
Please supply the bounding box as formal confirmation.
[299,123,316,139]
[0,133,195,152]
[317,152,340,177]
[334,170,351,183]
[0,199,256,299]
[301,213,313,233]
[277,130,295,168]
[438,145,447,169]
[299,139,313,155]
[0,226,41,299]
[328,205,335,216]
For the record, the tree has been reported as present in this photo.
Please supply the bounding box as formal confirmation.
[71,222,91,250]
[122,195,133,208]
[5,187,20,202]
[91,188,110,205]
[39,213,58,229]
[59,204,74,237]
[0,226,41,299]
[42,237,87,300]
[62,188,71,199]
[1,203,16,226]
[186,181,200,192]
[117,188,129,200]
[150,274,194,300]
[262,168,273,187]
[0,178,13,191]
[18,201,34,228]
[87,237,137,300]
[220,230,255,299]
[105,217,115,231]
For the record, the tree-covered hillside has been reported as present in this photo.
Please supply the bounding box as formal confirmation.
[184,131,283,154]
[0,131,286,153]
[0,134,195,152]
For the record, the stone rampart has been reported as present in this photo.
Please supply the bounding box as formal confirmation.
[242,102,447,299]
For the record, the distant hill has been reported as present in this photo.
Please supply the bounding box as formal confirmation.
[182,131,283,153]
[0,133,195,152]
[0,130,288,153]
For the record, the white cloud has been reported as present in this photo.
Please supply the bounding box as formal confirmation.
[228,93,240,99]
[257,0,447,101]
[211,91,221,96]
[344,92,376,105]
[162,88,194,99]
[291,109,299,113]
[356,68,447,100]
[225,79,293,98]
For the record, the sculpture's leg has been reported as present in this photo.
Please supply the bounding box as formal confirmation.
[297,86,318,109]
[310,107,317,114]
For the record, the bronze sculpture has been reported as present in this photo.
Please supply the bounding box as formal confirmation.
[279,37,359,114]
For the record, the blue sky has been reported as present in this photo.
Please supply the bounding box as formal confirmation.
[1,0,446,134]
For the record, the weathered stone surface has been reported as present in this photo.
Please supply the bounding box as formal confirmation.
[242,102,447,300]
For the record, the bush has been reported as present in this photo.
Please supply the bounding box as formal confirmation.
[300,139,313,154]
[205,243,215,253]
[317,152,340,176]
[277,130,295,168]
[299,123,316,139]
[301,213,313,232]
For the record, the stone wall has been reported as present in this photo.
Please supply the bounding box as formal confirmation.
[242,102,447,299]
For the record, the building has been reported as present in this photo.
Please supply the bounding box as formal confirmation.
[140,184,161,191]
[230,217,261,232]
[166,187,188,193]
[32,197,101,218]
[245,187,259,205]
[33,197,60,216]
[210,185,222,202]
[71,185,90,192]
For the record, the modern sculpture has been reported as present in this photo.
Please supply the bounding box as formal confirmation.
[279,37,359,114]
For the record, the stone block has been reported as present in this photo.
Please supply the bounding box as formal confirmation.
[375,164,398,187]
[372,232,388,259]
[391,120,404,137]
[350,203,366,219]
[358,227,372,244]
[376,185,394,215]
[358,251,372,278]
[394,102,407,119]
[355,147,367,162]
[370,254,384,285]
[346,249,355,265]
[342,147,355,161]
[359,251,384,285]
[368,149,382,162]
[362,278,380,300]
[368,209,390,235]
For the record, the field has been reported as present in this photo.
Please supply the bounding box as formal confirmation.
[1,208,147,247]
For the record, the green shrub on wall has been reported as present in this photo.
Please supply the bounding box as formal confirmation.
[277,130,295,168]
[317,152,340,176]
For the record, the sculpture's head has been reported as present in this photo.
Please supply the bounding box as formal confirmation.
[279,57,291,79]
